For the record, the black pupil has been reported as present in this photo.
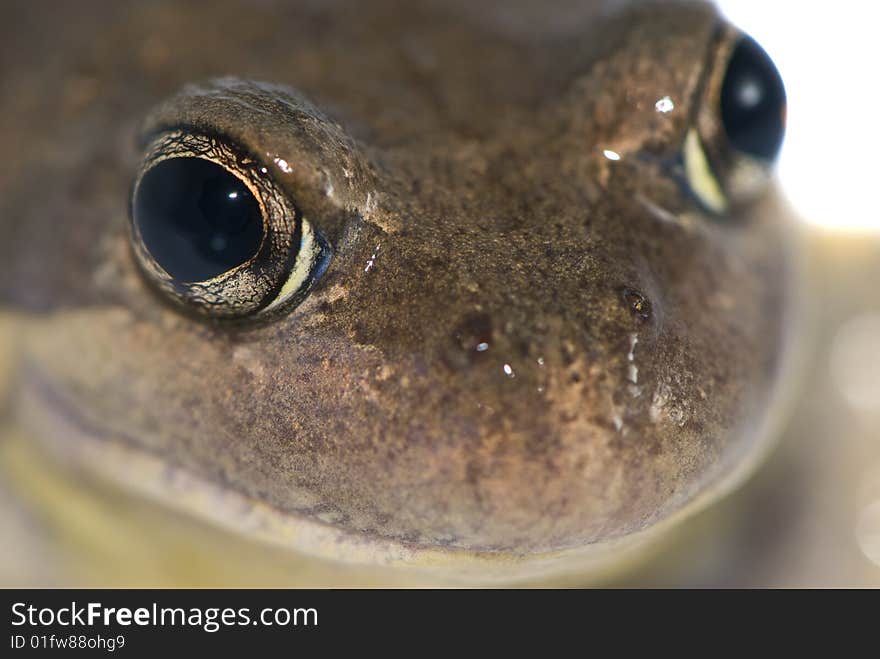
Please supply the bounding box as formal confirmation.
[133,157,264,282]
[720,36,786,161]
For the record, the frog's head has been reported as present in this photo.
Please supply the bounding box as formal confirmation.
[12,0,790,578]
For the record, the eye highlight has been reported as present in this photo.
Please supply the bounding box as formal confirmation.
[130,131,330,319]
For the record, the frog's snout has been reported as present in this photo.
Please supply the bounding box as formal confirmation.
[332,239,681,552]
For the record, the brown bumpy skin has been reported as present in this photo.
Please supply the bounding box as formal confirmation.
[0,0,789,559]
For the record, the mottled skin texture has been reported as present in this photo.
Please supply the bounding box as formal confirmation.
[0,0,788,566]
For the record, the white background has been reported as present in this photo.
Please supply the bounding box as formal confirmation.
[717,0,879,232]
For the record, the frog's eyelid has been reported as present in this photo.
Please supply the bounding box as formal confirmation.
[139,78,377,247]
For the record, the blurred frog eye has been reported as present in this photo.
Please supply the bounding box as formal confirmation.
[130,131,330,319]
[684,33,786,214]
[720,36,786,161]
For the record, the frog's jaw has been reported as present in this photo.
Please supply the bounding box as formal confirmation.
[12,368,697,586]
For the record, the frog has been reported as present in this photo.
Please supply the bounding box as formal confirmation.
[0,0,794,585]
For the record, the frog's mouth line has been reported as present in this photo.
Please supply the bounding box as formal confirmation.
[15,362,675,584]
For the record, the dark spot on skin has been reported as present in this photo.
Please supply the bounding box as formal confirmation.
[443,312,494,370]
[465,461,481,486]
[621,286,653,321]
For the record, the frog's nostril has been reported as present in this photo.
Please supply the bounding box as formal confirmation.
[620,286,653,321]
[443,312,495,370]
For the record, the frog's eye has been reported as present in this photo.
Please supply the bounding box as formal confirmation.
[685,34,786,214]
[720,36,786,162]
[130,131,330,319]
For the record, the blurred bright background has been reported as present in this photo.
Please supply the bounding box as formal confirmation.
[717,0,880,232]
